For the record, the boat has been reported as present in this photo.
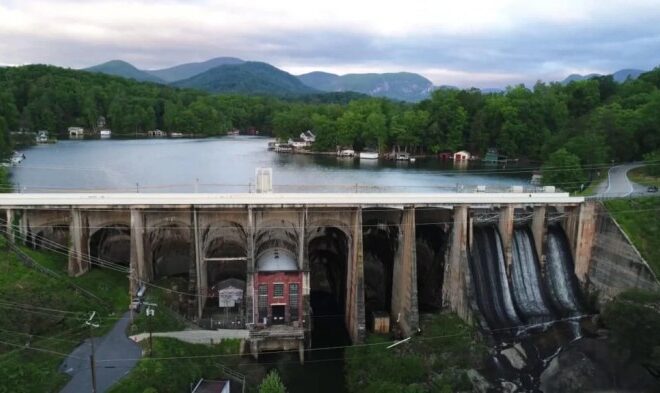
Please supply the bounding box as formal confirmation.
[170,132,184,138]
[227,130,240,136]
[396,152,410,161]
[359,151,379,160]
[10,151,25,166]
[338,149,355,157]
[99,129,112,138]
[409,157,416,163]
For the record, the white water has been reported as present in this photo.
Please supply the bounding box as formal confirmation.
[510,229,553,322]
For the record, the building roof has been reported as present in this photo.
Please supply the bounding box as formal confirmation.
[256,248,298,272]
[192,379,229,393]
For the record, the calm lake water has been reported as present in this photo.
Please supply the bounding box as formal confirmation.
[11,136,528,193]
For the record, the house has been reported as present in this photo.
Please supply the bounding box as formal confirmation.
[68,127,84,137]
[147,129,166,137]
[191,379,230,393]
[36,130,49,143]
[254,248,303,326]
[300,130,316,143]
[288,138,311,149]
[453,150,471,161]
[483,148,506,164]
[96,116,106,129]
[214,278,245,308]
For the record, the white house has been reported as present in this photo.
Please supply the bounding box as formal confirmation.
[300,130,316,143]
[36,130,49,143]
[68,127,84,137]
[453,150,471,161]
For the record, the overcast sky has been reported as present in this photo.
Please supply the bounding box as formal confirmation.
[1,0,659,87]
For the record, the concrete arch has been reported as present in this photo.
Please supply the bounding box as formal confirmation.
[254,218,300,257]
[89,224,131,267]
[148,222,193,279]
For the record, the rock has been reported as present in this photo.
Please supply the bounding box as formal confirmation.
[500,345,527,370]
[466,369,492,393]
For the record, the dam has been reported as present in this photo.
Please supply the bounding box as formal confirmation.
[1,192,657,359]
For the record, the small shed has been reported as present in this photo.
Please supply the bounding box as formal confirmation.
[215,278,245,308]
[453,150,471,161]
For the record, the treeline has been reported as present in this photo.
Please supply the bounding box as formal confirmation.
[1,65,660,180]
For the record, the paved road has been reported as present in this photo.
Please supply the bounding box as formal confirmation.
[597,163,646,198]
[60,311,141,393]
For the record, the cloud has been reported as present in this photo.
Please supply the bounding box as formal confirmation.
[0,0,659,87]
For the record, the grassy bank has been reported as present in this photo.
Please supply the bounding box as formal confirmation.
[604,197,660,276]
[576,166,611,196]
[628,167,660,188]
[345,313,486,393]
[109,338,241,393]
[0,237,129,392]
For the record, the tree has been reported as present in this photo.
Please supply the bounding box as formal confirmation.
[542,148,586,192]
[259,370,287,393]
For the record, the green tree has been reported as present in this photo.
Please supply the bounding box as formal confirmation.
[259,370,287,393]
[542,148,586,192]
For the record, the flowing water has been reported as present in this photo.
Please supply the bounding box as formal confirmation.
[511,228,554,324]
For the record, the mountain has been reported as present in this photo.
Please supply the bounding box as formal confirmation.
[612,68,645,82]
[147,57,245,82]
[298,71,434,101]
[561,68,645,84]
[172,61,317,96]
[84,60,164,83]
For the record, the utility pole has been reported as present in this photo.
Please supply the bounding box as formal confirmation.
[85,311,100,393]
[144,302,157,357]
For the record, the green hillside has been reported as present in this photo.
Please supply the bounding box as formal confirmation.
[172,61,317,96]
[84,60,164,84]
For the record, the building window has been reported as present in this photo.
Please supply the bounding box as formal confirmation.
[273,283,284,298]
[289,283,299,321]
[258,284,268,322]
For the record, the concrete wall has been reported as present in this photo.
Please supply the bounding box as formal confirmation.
[391,207,419,336]
[442,205,473,323]
[586,203,659,302]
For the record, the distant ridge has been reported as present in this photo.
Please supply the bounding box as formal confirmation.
[298,71,433,102]
[84,60,164,83]
[561,68,645,84]
[147,57,245,82]
[171,61,317,96]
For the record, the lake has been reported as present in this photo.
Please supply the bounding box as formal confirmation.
[11,136,529,193]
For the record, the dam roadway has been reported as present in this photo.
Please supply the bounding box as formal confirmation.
[2,191,656,360]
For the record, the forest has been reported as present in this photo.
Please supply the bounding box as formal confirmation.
[0,64,659,190]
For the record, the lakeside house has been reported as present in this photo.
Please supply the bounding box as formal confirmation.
[147,129,166,137]
[483,148,507,164]
[36,130,49,143]
[300,130,316,143]
[68,127,84,137]
[438,151,453,161]
[453,150,471,161]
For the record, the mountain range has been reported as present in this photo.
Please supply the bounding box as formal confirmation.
[83,58,649,101]
[561,68,645,84]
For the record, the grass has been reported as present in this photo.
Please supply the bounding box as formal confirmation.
[576,166,611,196]
[604,197,660,277]
[628,167,660,188]
[108,338,242,393]
[129,284,186,335]
[0,237,130,393]
[345,313,486,393]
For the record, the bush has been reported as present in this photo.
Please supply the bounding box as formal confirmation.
[259,370,287,393]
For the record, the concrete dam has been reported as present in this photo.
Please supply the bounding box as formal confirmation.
[1,192,657,358]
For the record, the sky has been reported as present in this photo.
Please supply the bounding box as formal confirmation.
[1,0,659,88]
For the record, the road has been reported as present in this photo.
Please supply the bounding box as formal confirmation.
[60,311,141,393]
[597,163,647,198]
